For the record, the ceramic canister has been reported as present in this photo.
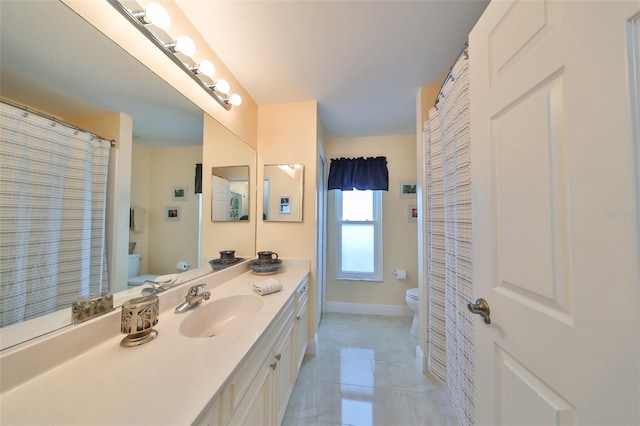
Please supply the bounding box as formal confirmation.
[256,251,278,263]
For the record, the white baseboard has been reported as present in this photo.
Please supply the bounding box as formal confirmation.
[325,301,412,317]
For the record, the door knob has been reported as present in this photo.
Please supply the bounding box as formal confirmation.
[467,298,491,324]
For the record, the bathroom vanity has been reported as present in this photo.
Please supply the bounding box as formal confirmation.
[0,259,311,425]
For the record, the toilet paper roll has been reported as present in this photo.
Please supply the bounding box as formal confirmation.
[394,269,407,280]
[176,261,190,271]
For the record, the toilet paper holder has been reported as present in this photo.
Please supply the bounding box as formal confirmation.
[176,261,191,271]
[392,269,407,280]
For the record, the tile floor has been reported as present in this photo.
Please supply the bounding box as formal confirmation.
[282,313,459,426]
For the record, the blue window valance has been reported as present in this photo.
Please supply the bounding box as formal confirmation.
[327,156,389,191]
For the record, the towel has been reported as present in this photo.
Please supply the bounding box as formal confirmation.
[131,207,146,233]
[156,273,181,285]
[253,278,282,296]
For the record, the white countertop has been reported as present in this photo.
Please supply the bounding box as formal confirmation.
[0,259,310,425]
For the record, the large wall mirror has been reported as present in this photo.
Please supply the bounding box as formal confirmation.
[263,164,304,222]
[0,1,256,350]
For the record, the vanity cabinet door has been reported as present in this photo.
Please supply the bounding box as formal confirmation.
[274,319,295,425]
[227,355,273,426]
[193,396,221,426]
[295,290,309,374]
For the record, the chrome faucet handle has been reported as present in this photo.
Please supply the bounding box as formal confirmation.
[188,283,206,297]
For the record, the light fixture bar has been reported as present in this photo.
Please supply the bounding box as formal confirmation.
[107,0,232,111]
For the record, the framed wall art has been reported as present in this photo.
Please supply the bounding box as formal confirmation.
[399,181,417,198]
[166,206,181,221]
[172,186,187,201]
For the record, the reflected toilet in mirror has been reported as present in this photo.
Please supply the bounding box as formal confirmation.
[127,254,158,287]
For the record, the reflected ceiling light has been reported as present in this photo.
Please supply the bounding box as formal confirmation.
[228,93,242,106]
[191,60,216,78]
[132,2,170,29]
[166,35,196,57]
[108,0,240,111]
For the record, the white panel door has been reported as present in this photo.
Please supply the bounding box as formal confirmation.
[470,1,640,424]
[211,174,230,221]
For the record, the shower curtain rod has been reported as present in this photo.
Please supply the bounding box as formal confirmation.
[1,98,117,147]
[434,41,469,109]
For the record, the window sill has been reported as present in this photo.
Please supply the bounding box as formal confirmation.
[334,277,383,282]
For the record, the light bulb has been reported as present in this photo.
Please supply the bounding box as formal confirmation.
[228,93,242,106]
[197,60,216,78]
[175,35,196,57]
[145,3,170,29]
[215,79,230,94]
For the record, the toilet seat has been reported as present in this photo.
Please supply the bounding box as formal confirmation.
[406,288,419,300]
[405,288,419,338]
[128,274,159,286]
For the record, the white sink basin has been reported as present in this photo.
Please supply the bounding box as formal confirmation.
[179,295,263,338]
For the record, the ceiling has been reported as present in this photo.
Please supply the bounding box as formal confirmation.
[1,1,490,143]
[175,0,490,138]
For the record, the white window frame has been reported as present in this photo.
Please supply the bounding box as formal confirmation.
[334,190,383,281]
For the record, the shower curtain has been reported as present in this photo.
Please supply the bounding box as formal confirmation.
[424,53,474,425]
[0,102,111,327]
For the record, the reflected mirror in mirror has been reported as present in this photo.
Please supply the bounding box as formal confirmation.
[263,164,304,222]
[211,166,250,221]
[0,1,256,350]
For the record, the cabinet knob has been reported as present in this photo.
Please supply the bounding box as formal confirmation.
[270,362,277,370]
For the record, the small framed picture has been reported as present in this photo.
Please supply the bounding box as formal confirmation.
[172,186,187,201]
[166,206,181,221]
[408,205,418,222]
[280,196,291,214]
[399,181,417,198]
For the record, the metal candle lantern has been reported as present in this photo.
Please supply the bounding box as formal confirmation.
[120,294,159,347]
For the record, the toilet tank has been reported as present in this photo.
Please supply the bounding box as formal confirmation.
[128,253,141,278]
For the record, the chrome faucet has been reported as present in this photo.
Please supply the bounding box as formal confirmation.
[175,284,211,314]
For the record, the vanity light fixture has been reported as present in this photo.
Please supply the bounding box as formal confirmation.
[166,35,196,57]
[207,80,243,107]
[214,79,230,94]
[108,0,242,111]
[131,2,170,29]
[228,93,243,106]
[190,60,216,78]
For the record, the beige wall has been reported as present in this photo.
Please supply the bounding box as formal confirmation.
[130,144,202,276]
[257,101,318,334]
[130,144,152,273]
[325,135,418,307]
[202,115,257,260]
[256,102,317,259]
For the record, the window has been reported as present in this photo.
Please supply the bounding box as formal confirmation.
[335,189,382,280]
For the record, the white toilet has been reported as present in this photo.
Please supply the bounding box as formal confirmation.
[406,288,419,338]
[127,253,158,287]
